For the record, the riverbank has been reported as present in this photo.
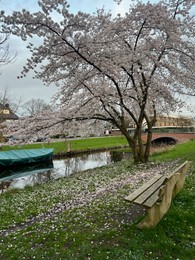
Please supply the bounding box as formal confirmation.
[0,140,194,259]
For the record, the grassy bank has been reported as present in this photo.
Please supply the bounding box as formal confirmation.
[1,136,128,154]
[0,140,194,259]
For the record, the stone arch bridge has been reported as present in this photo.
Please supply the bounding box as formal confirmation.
[142,133,195,145]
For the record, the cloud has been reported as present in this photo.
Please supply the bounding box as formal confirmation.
[112,0,131,16]
[1,59,57,103]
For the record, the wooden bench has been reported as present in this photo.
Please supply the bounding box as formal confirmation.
[125,161,191,229]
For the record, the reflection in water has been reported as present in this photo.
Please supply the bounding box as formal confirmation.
[0,162,54,193]
[55,152,112,177]
[0,151,130,192]
[0,162,54,181]
[110,151,124,162]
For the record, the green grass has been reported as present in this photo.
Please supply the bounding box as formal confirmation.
[0,140,194,259]
[152,139,195,162]
[1,136,128,154]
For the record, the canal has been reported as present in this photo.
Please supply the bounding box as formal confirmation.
[0,150,130,192]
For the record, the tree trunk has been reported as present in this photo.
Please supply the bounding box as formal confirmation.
[126,132,147,163]
[144,126,153,162]
[119,123,150,164]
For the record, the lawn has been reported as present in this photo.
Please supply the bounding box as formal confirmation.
[0,140,194,259]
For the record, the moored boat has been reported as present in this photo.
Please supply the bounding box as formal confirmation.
[0,148,54,169]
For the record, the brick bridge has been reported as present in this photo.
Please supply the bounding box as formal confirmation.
[142,133,195,144]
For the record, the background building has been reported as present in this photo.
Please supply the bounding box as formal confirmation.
[110,114,195,136]
[0,103,19,143]
[0,103,19,123]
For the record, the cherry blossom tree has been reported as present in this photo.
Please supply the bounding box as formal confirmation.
[1,0,195,162]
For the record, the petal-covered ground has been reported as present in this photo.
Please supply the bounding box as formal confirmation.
[0,159,178,236]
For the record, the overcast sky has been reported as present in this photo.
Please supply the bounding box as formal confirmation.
[0,0,194,116]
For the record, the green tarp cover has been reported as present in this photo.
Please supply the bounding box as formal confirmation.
[0,148,54,168]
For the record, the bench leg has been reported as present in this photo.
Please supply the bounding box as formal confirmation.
[172,162,191,198]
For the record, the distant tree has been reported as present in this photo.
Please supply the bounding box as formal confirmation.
[0,5,16,68]
[1,0,195,163]
[0,87,22,114]
[177,115,194,130]
[0,32,9,66]
[1,1,18,121]
[23,98,53,116]
[0,5,18,145]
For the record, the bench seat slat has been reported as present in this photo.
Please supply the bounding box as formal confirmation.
[134,176,166,205]
[143,189,162,208]
[125,174,163,202]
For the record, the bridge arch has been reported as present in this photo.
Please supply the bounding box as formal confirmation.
[151,137,178,146]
